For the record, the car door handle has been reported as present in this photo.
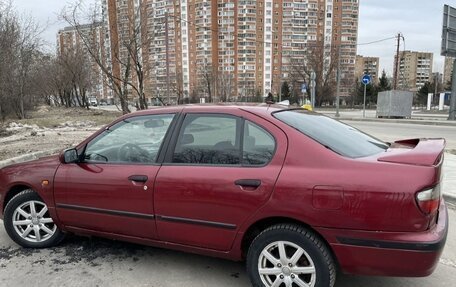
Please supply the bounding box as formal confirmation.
[128,175,148,183]
[234,179,261,188]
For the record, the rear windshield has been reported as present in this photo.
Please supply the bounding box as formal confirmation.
[273,110,389,158]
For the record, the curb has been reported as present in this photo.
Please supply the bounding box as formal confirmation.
[0,149,60,168]
[332,117,456,127]
[444,194,456,207]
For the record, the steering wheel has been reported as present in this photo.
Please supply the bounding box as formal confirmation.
[118,143,151,163]
[88,153,108,162]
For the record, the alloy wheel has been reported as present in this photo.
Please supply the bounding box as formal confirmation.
[258,240,316,287]
[12,200,56,243]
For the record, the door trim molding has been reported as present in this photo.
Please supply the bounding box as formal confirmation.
[56,204,237,230]
[156,215,237,230]
[56,203,155,220]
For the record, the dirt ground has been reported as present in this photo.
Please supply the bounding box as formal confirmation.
[0,106,121,161]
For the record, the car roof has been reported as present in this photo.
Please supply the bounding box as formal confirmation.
[125,103,289,118]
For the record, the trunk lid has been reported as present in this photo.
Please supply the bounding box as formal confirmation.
[378,138,445,167]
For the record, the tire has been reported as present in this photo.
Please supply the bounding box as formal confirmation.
[247,224,336,287]
[3,189,65,248]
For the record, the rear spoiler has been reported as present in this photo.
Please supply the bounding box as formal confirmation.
[378,138,445,166]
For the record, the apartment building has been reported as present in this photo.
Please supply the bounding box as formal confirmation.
[395,51,433,92]
[102,0,163,104]
[57,23,109,100]
[355,55,379,84]
[96,0,359,104]
[327,0,359,96]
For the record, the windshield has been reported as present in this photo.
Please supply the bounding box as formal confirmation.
[274,110,389,158]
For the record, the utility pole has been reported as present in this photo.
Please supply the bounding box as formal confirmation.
[165,12,170,105]
[393,32,401,90]
[335,43,342,117]
[273,28,282,103]
[434,73,439,101]
[278,52,282,103]
[441,5,456,120]
[449,58,456,120]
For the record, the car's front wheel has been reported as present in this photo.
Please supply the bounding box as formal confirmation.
[247,224,336,287]
[3,189,65,248]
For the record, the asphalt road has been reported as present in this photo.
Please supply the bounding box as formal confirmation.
[342,120,456,150]
[0,205,455,287]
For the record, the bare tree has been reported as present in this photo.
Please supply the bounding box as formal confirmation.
[0,2,16,120]
[198,66,236,104]
[32,56,59,106]
[46,56,73,107]
[173,72,186,104]
[59,46,96,108]
[197,60,216,103]
[61,1,155,114]
[13,17,43,118]
[0,1,45,120]
[289,43,339,106]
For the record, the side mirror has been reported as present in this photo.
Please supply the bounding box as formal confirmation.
[62,148,79,164]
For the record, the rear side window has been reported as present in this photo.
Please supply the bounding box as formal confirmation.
[274,110,388,158]
[172,115,241,165]
[243,121,275,165]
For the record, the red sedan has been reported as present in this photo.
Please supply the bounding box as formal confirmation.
[0,105,448,287]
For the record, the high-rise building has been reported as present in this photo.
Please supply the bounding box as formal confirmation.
[444,56,454,88]
[326,0,359,96]
[96,0,359,104]
[57,23,109,100]
[102,0,158,104]
[355,55,379,84]
[394,51,433,92]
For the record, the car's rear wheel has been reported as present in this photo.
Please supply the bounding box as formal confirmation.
[247,224,336,287]
[3,189,65,248]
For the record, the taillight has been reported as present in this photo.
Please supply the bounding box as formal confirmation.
[416,185,441,215]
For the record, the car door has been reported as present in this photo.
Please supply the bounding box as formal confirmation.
[154,110,287,251]
[54,113,176,239]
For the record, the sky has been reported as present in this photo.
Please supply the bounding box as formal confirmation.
[11,0,450,76]
[10,0,73,51]
[357,0,449,76]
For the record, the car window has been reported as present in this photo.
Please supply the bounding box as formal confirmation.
[172,114,241,165]
[274,110,389,158]
[84,114,175,164]
[243,121,275,166]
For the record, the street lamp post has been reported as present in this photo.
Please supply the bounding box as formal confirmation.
[310,71,316,108]
[165,12,170,105]
[335,44,342,117]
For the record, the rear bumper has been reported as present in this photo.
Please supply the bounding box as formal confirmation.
[317,200,448,277]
